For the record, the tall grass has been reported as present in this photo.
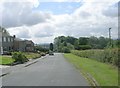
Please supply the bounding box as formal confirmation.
[71,48,119,67]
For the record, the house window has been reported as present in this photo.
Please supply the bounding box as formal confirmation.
[8,37,10,42]
[11,38,13,42]
[3,37,6,42]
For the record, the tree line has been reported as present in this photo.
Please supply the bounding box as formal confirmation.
[54,36,119,53]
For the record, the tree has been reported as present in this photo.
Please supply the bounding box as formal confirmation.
[49,43,54,51]
[98,37,109,49]
[66,36,78,45]
[79,37,89,45]
[62,47,70,53]
[88,36,99,49]
[67,43,74,50]
[74,40,79,50]
[35,45,49,52]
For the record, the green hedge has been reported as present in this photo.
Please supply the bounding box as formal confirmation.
[71,48,119,67]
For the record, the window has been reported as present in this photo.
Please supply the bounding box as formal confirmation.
[3,37,6,42]
[11,38,13,42]
[8,37,10,42]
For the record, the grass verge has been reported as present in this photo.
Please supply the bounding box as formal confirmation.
[64,53,118,86]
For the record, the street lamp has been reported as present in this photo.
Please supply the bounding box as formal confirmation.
[109,28,112,47]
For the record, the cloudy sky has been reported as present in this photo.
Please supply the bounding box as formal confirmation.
[0,0,119,44]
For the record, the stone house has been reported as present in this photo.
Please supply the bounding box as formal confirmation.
[13,37,34,52]
[0,27,34,54]
[0,27,14,54]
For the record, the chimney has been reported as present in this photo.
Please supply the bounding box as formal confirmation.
[13,35,16,38]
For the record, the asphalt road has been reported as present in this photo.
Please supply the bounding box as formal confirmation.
[2,53,89,86]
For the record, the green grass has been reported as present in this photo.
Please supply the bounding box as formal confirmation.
[0,52,41,65]
[64,53,118,86]
[0,56,15,65]
[23,52,41,59]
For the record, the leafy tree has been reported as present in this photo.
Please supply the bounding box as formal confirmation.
[67,43,74,50]
[66,36,78,45]
[54,35,113,52]
[88,36,99,49]
[62,47,70,53]
[74,40,79,50]
[79,37,89,45]
[35,45,49,52]
[99,37,109,49]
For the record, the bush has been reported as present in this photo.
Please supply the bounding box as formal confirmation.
[78,45,92,50]
[12,52,28,64]
[62,47,70,53]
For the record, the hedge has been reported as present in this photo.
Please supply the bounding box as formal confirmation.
[71,48,119,67]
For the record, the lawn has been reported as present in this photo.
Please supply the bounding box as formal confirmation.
[64,53,118,86]
[0,56,15,65]
[0,52,41,65]
[23,52,41,59]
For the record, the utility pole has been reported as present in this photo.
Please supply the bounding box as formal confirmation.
[109,28,111,46]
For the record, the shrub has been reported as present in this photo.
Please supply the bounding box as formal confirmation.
[12,52,28,64]
[62,47,70,53]
[78,45,92,50]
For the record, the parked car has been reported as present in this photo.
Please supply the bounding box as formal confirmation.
[41,52,46,56]
[2,51,11,55]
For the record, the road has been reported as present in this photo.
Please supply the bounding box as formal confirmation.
[2,53,89,86]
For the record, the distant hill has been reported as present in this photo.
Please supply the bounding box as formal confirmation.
[36,43,50,49]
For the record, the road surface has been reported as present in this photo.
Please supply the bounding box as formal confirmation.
[2,53,89,86]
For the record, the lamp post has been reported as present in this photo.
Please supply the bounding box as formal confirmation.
[109,28,112,47]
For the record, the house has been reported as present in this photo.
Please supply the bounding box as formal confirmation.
[0,27,34,54]
[24,40,34,52]
[0,27,14,54]
[13,36,26,52]
[14,37,34,52]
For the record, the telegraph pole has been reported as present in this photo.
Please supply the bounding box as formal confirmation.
[109,28,111,46]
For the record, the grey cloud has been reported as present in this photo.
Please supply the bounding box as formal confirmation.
[17,30,31,38]
[7,26,31,39]
[102,5,118,17]
[79,11,91,18]
[2,2,51,28]
[33,24,54,38]
[35,33,53,38]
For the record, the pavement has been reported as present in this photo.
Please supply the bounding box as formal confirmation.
[1,53,89,86]
[0,65,10,69]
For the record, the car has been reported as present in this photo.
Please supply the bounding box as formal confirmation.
[2,51,11,55]
[49,51,54,55]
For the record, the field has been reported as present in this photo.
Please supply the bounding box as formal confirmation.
[64,53,118,86]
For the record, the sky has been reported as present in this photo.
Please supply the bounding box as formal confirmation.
[0,0,119,44]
